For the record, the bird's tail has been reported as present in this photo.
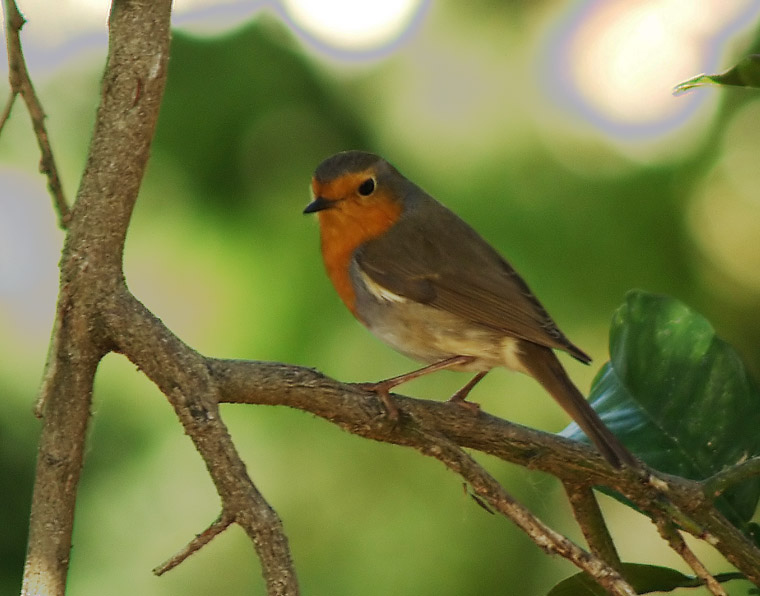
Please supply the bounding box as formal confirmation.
[518,342,637,469]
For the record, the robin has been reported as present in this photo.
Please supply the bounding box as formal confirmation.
[304,150,635,468]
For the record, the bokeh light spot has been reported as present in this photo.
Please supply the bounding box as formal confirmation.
[689,100,760,297]
[542,0,760,140]
[282,0,427,59]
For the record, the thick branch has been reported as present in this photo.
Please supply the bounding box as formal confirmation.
[210,359,632,482]
[208,358,760,587]
[22,315,102,595]
[23,1,173,594]
[104,290,298,594]
[101,298,631,593]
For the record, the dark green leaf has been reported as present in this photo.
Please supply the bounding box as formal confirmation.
[563,291,760,525]
[673,54,760,94]
[746,522,760,550]
[548,563,744,595]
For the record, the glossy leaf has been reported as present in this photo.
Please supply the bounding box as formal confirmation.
[548,563,744,596]
[563,291,760,525]
[674,54,760,94]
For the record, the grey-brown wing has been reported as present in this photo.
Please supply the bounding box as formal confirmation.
[354,195,589,361]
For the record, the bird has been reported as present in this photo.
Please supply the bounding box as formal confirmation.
[303,150,636,468]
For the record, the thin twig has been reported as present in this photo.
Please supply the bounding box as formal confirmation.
[703,457,760,500]
[564,481,622,572]
[0,91,16,133]
[153,513,234,576]
[2,0,70,228]
[654,518,727,596]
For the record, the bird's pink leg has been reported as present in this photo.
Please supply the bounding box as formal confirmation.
[447,370,488,412]
[357,355,476,418]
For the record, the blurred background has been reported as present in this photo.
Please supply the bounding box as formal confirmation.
[2,0,760,594]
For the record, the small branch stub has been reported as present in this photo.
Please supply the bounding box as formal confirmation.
[154,513,235,576]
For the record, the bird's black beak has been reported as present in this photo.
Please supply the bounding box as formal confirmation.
[303,196,332,214]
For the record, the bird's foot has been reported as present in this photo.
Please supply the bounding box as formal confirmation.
[447,392,481,413]
[354,381,400,420]
[446,370,487,413]
[445,370,486,413]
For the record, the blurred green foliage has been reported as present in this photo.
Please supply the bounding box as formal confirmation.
[2,5,760,596]
[153,19,369,211]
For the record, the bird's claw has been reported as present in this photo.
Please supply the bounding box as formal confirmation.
[354,382,400,420]
[447,394,481,414]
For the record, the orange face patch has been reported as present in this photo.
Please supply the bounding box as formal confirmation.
[311,172,402,317]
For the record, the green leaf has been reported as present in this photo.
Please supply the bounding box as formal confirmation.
[673,54,760,94]
[563,291,760,525]
[548,563,745,595]
[747,522,760,550]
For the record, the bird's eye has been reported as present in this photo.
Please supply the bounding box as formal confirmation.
[358,177,376,196]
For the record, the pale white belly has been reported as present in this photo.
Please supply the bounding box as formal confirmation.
[352,266,526,373]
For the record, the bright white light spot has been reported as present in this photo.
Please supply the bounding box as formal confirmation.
[283,0,422,52]
[572,3,689,123]
[543,0,760,139]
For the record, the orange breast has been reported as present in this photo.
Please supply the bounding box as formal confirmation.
[317,192,402,318]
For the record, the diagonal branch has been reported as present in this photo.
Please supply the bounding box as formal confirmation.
[209,359,760,588]
[153,510,234,575]
[413,430,635,595]
[0,89,15,132]
[1,0,70,228]
[105,290,299,594]
[654,518,727,596]
[703,457,760,500]
[564,481,622,572]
